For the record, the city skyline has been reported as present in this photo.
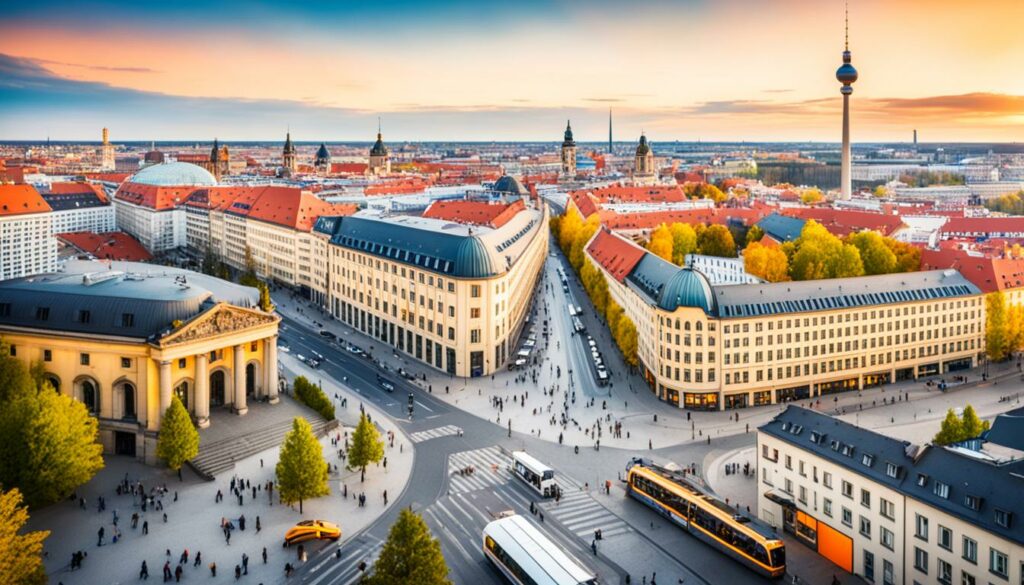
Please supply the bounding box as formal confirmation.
[2,0,1024,142]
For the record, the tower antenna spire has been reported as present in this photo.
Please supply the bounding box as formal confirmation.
[844,0,849,51]
[377,116,381,135]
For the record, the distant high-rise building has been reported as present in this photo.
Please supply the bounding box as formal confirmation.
[836,1,858,199]
[282,132,297,172]
[913,129,918,145]
[101,127,115,171]
[560,120,577,178]
[368,123,390,176]
[608,108,613,155]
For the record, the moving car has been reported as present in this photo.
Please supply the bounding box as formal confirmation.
[283,520,341,546]
[380,380,395,392]
[319,329,336,341]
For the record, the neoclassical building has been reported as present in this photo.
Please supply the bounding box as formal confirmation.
[316,191,548,377]
[586,228,984,410]
[0,260,280,463]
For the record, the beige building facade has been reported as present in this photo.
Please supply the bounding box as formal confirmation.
[586,228,984,410]
[0,261,280,465]
[317,203,548,377]
[758,407,1024,585]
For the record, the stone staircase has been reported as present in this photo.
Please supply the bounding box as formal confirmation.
[188,415,336,481]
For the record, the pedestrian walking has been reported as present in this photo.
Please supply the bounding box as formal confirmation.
[234,564,242,580]
[262,547,267,564]
[97,526,104,546]
[139,560,149,580]
[242,553,249,574]
[174,565,183,582]
[194,551,202,567]
[163,561,172,581]
[143,520,149,535]
[256,516,261,533]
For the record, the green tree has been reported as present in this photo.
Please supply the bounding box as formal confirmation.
[276,417,329,513]
[0,488,48,585]
[744,241,789,282]
[986,291,1010,361]
[960,404,990,439]
[240,245,260,287]
[292,376,335,421]
[669,223,698,264]
[0,350,104,508]
[348,413,384,482]
[646,224,674,263]
[156,394,200,477]
[933,409,964,445]
[787,220,864,281]
[366,508,451,585]
[846,232,897,275]
[745,225,765,246]
[697,224,736,258]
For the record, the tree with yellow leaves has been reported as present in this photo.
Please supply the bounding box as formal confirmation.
[744,242,790,282]
[669,223,698,264]
[646,224,674,262]
[800,188,824,205]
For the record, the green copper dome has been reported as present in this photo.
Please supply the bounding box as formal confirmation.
[453,236,495,278]
[657,268,714,312]
[370,133,388,157]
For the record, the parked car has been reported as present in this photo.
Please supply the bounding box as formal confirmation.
[283,520,341,546]
[319,330,336,341]
[379,379,395,392]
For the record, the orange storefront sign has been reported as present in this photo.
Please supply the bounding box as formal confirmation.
[817,521,853,573]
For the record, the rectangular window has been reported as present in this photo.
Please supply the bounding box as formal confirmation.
[470,308,480,318]
[880,498,895,520]
[938,525,952,551]
[859,516,871,538]
[883,559,894,585]
[121,357,132,368]
[120,313,135,328]
[80,353,90,366]
[77,309,91,323]
[470,329,480,343]
[881,527,894,550]
[36,306,49,321]
[989,548,1008,578]
[44,349,52,362]
[842,481,853,498]
[916,514,929,541]
[823,498,832,517]
[962,537,977,564]
[470,285,481,298]
[861,489,871,508]
[823,471,832,488]
[960,569,975,585]
[0,303,9,317]
[915,547,928,573]
[842,507,852,527]
[938,559,952,585]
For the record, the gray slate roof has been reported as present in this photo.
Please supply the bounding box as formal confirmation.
[711,269,978,318]
[756,213,806,243]
[762,406,1024,546]
[0,260,258,340]
[983,407,1024,452]
[42,192,107,212]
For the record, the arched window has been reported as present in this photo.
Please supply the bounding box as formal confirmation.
[696,321,704,331]
[81,380,98,414]
[45,375,60,393]
[174,381,189,410]
[122,383,136,420]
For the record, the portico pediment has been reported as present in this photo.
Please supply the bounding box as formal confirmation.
[157,303,278,347]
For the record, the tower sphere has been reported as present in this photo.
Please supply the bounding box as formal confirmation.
[836,51,858,85]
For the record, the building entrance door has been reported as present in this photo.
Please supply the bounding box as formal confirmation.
[210,371,226,406]
[114,431,136,457]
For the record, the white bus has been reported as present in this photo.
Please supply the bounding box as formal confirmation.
[483,515,598,585]
[512,451,557,497]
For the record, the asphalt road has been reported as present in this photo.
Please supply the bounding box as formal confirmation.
[280,254,775,585]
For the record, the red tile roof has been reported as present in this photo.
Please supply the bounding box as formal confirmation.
[781,208,904,237]
[0,184,52,217]
[115,183,198,211]
[331,163,369,174]
[422,199,524,228]
[58,231,153,261]
[586,228,646,282]
[940,217,1024,237]
[228,186,357,232]
[47,182,108,202]
[920,247,1024,293]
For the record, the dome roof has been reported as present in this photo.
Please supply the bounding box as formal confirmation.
[636,134,651,156]
[370,133,388,157]
[657,268,714,312]
[283,132,296,154]
[563,120,575,146]
[493,175,528,196]
[316,143,331,163]
[452,236,495,278]
[144,150,165,164]
[130,162,217,187]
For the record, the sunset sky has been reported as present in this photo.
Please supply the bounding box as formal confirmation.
[2,0,1023,142]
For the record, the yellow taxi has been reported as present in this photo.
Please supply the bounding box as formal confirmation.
[283,520,342,546]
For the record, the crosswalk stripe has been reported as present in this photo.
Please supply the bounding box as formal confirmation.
[304,537,382,585]
[409,424,462,443]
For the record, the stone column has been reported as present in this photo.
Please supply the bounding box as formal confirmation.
[233,344,247,415]
[158,360,172,426]
[266,335,280,404]
[194,353,210,428]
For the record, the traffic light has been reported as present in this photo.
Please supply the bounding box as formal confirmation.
[407,393,415,417]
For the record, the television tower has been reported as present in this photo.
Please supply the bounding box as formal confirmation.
[608,108,613,155]
[836,0,858,199]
